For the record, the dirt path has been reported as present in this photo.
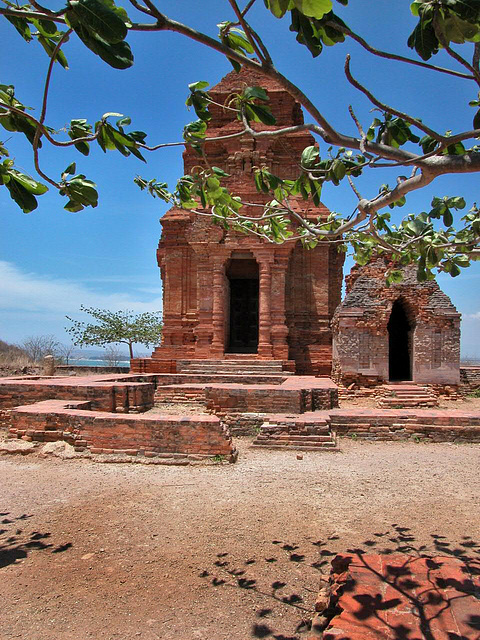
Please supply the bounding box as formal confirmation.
[1,438,479,640]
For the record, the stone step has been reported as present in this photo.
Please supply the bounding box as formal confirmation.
[376,384,439,408]
[260,425,331,435]
[252,441,338,451]
[176,359,287,374]
[180,368,286,375]
[256,433,332,444]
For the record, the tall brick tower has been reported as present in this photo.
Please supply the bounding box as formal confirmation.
[131,67,344,375]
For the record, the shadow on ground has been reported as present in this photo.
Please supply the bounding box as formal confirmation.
[199,525,480,639]
[0,511,73,569]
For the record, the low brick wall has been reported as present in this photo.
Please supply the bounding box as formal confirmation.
[154,385,207,404]
[56,365,129,375]
[206,384,307,415]
[329,408,480,442]
[154,373,288,385]
[0,375,155,413]
[460,366,480,389]
[222,412,266,436]
[205,377,338,416]
[8,400,236,460]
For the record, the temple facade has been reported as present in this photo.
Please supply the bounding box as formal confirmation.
[132,67,344,375]
[332,258,461,386]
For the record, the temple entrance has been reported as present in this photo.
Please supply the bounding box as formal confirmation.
[226,257,259,353]
[388,299,413,381]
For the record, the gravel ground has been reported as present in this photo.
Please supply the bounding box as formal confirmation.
[1,438,479,640]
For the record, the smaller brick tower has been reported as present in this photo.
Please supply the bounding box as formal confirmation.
[332,257,461,386]
[131,67,344,375]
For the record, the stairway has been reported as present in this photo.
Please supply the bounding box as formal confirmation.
[252,411,338,451]
[176,359,290,376]
[154,385,207,405]
[376,384,439,408]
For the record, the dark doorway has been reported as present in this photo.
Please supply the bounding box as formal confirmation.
[226,258,259,353]
[388,299,413,381]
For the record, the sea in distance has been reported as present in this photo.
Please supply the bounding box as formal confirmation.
[69,358,129,368]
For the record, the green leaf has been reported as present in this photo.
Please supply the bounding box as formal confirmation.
[5,15,32,41]
[247,103,277,125]
[443,208,454,227]
[4,178,39,213]
[263,0,294,18]
[188,80,210,92]
[67,0,128,44]
[244,86,269,102]
[332,159,346,180]
[301,145,319,167]
[37,35,69,69]
[407,18,439,60]
[406,218,427,235]
[62,175,98,210]
[68,19,134,68]
[212,166,230,177]
[9,170,48,195]
[386,270,404,286]
[62,162,77,178]
[474,109,480,130]
[292,0,332,19]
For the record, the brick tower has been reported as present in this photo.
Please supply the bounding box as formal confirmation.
[131,67,344,375]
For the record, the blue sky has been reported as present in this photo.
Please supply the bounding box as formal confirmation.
[1,0,479,357]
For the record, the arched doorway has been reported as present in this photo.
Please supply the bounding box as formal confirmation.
[387,299,414,381]
[226,256,259,353]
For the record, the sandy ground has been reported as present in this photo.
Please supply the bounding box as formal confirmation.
[1,438,479,640]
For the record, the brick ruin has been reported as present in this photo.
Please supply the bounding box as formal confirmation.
[1,68,475,461]
[332,257,461,387]
[131,67,344,377]
[131,68,462,391]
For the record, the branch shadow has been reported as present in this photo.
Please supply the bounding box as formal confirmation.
[0,512,73,569]
[199,526,480,639]
[311,525,480,640]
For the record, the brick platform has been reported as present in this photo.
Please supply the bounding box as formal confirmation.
[6,399,236,460]
[253,407,480,448]
[0,374,156,412]
[309,553,480,639]
[330,407,480,442]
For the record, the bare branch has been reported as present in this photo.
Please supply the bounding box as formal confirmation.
[344,55,444,142]
[32,28,72,189]
[0,6,67,23]
[474,43,480,73]
[347,175,362,201]
[241,0,257,18]
[227,0,267,64]
[128,0,152,17]
[326,20,475,81]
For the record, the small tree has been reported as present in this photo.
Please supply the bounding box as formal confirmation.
[102,344,123,367]
[66,306,162,359]
[57,343,76,365]
[21,335,60,363]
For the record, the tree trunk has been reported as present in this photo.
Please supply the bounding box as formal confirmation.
[128,342,134,360]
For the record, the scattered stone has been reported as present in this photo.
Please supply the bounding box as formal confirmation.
[0,439,36,455]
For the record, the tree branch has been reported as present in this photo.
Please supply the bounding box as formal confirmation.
[326,20,475,81]
[432,8,480,86]
[0,6,67,22]
[227,0,268,65]
[344,54,444,142]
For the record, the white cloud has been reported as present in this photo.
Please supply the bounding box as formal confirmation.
[464,312,480,320]
[0,261,162,342]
